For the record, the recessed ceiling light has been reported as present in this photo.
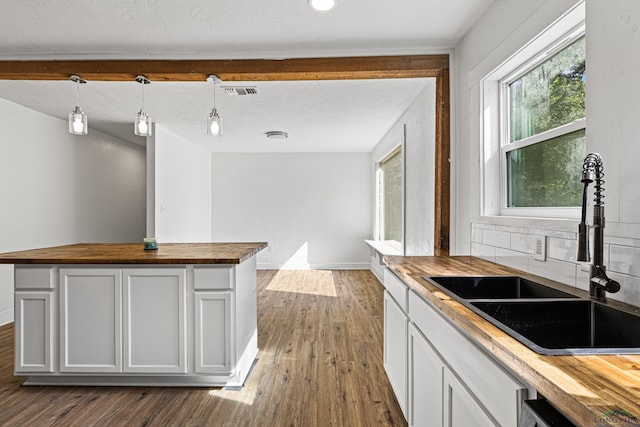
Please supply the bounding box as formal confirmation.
[266,131,289,139]
[308,0,335,12]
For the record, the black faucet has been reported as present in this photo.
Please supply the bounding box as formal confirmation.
[577,153,620,301]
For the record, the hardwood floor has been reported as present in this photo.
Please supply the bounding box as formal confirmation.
[0,270,406,426]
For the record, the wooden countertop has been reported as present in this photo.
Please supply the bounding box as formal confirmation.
[0,242,268,265]
[384,255,640,427]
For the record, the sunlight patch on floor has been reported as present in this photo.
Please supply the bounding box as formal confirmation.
[265,269,337,297]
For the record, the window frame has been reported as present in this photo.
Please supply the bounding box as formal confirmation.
[376,144,404,253]
[480,2,585,219]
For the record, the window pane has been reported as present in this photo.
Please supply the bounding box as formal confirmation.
[380,150,402,242]
[507,129,586,207]
[509,36,585,142]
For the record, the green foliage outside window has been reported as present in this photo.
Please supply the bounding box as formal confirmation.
[507,36,586,208]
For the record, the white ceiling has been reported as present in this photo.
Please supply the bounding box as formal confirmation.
[0,0,494,152]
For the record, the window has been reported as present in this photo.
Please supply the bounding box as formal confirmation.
[503,36,586,209]
[481,2,585,218]
[377,147,402,250]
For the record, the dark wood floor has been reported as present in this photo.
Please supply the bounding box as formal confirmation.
[0,270,406,426]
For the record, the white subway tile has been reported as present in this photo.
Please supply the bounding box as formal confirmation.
[548,237,578,262]
[609,245,639,276]
[496,248,528,273]
[483,230,511,249]
[510,232,532,253]
[527,256,576,287]
[472,242,496,262]
[471,227,483,243]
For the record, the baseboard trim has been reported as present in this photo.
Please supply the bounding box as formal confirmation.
[257,263,370,270]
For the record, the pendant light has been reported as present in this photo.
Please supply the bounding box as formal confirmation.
[68,75,88,135]
[207,75,223,137]
[134,75,152,137]
[308,0,335,11]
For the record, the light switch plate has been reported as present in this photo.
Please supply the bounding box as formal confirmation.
[533,235,546,261]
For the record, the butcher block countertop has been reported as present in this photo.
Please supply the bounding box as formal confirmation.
[384,255,640,427]
[0,242,268,265]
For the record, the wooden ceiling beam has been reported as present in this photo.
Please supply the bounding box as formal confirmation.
[0,55,448,82]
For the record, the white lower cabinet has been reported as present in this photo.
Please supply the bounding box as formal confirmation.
[60,268,122,373]
[14,258,259,387]
[408,322,443,427]
[384,290,408,417]
[194,292,232,373]
[15,291,53,373]
[444,369,496,427]
[123,268,187,373]
[382,275,529,427]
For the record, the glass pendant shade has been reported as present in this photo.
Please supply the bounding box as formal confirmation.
[135,110,152,136]
[134,75,152,137]
[207,108,223,136]
[309,0,335,11]
[68,75,88,135]
[69,106,88,135]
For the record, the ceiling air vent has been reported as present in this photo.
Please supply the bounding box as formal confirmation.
[223,87,258,96]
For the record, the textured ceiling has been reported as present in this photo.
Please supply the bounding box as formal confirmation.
[0,0,494,152]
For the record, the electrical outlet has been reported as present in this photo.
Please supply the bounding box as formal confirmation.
[533,235,546,261]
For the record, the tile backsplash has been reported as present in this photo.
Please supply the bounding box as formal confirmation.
[471,222,640,308]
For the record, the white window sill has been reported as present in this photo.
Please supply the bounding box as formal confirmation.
[365,240,402,257]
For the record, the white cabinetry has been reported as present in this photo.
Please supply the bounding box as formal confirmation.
[408,323,443,427]
[382,266,528,427]
[15,292,53,373]
[408,289,527,427]
[444,369,496,427]
[123,268,186,373]
[383,269,409,417]
[60,268,122,373]
[14,256,259,387]
[14,267,55,374]
[195,292,231,373]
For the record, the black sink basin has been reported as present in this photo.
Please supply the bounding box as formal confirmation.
[469,300,640,355]
[424,276,576,300]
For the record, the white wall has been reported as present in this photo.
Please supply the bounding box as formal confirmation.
[211,153,371,269]
[452,0,580,255]
[150,125,212,242]
[371,82,436,255]
[455,0,640,307]
[0,98,146,325]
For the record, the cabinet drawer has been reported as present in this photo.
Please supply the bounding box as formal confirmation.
[15,267,54,290]
[194,266,234,290]
[384,268,408,311]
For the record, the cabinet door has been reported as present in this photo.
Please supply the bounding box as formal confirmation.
[60,268,122,373]
[194,292,232,373]
[123,268,186,373]
[408,323,443,427]
[384,291,408,417]
[15,292,53,373]
[444,369,496,427]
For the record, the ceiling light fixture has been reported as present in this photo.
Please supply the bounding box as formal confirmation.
[266,131,289,139]
[68,75,88,135]
[207,75,223,137]
[134,75,152,137]
[308,0,335,11]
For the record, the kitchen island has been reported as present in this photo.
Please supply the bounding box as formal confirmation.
[0,242,267,387]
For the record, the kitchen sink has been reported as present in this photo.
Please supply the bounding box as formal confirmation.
[469,300,640,355]
[424,275,576,300]
[421,275,640,355]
